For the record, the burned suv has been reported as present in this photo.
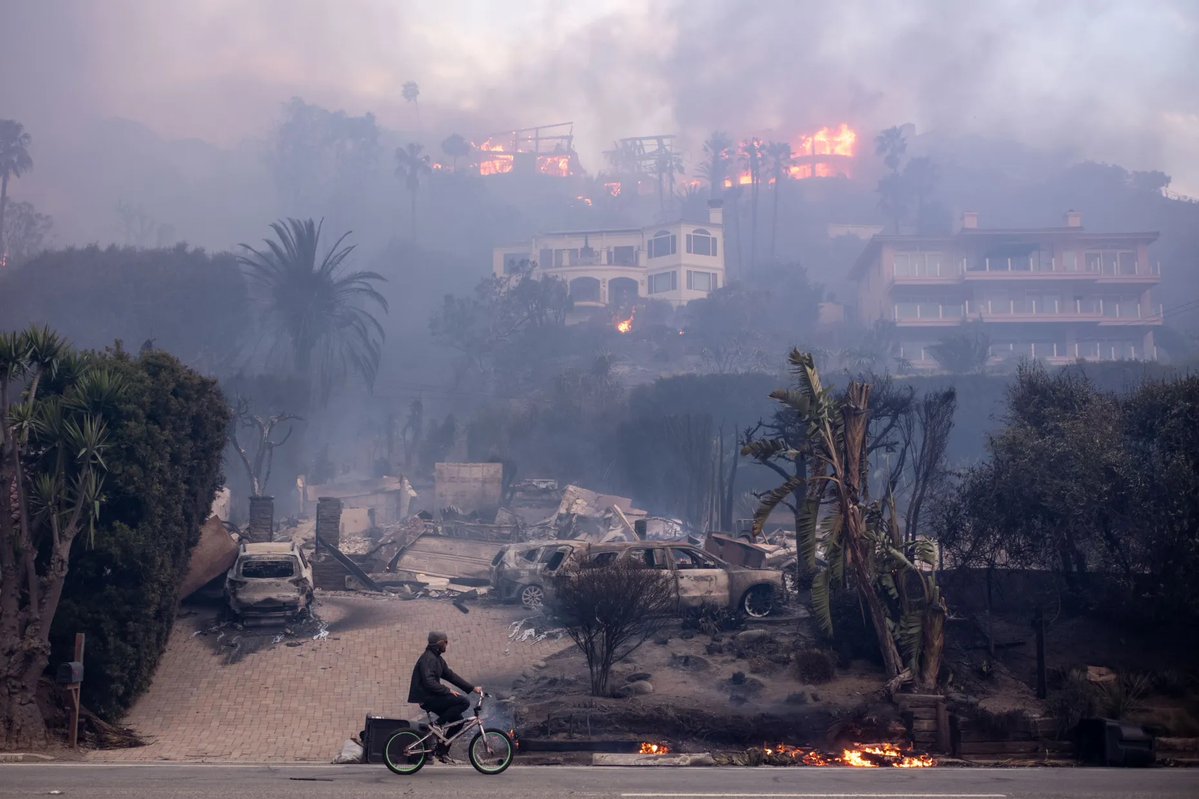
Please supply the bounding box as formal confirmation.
[490,542,576,610]
[225,541,314,621]
[577,542,784,618]
[494,540,783,617]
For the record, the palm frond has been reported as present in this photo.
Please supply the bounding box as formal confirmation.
[811,570,834,635]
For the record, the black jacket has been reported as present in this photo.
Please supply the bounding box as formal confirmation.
[408,645,475,703]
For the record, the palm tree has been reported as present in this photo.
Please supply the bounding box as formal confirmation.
[875,126,907,173]
[402,81,421,125]
[903,157,938,232]
[238,218,388,398]
[875,127,907,234]
[739,138,765,273]
[699,132,733,199]
[441,133,472,173]
[395,143,432,241]
[652,143,684,217]
[765,141,793,262]
[0,120,34,260]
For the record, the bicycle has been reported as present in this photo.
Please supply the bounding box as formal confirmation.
[383,693,515,775]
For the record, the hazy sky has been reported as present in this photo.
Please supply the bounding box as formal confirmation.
[4,0,1198,191]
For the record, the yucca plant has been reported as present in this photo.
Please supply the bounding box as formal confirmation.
[1,326,121,747]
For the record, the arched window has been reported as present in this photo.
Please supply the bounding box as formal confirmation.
[648,230,677,259]
[686,228,717,257]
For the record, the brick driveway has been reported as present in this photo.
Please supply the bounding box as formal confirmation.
[86,594,569,762]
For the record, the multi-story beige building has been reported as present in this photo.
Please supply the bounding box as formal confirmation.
[492,203,726,308]
[851,212,1162,369]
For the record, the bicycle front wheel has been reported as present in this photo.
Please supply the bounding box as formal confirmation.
[383,729,428,775]
[468,730,514,775]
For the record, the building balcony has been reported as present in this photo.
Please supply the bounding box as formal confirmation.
[961,257,1160,284]
[891,274,963,286]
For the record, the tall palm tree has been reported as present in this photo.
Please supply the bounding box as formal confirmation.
[653,143,684,218]
[700,132,732,199]
[402,81,421,125]
[739,138,765,273]
[0,120,34,260]
[395,143,432,241]
[765,141,793,262]
[238,218,388,398]
[875,126,907,173]
[875,126,908,234]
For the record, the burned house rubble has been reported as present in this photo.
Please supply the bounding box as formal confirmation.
[191,466,797,614]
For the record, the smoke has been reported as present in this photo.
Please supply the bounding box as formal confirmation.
[3,0,1197,242]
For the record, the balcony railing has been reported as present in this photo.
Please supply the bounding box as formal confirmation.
[961,256,1160,279]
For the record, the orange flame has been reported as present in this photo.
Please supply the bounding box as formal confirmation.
[640,742,670,754]
[723,124,857,187]
[473,137,573,177]
[604,181,622,197]
[758,742,934,768]
[616,308,635,334]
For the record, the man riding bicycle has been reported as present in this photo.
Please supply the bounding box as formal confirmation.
[408,631,482,761]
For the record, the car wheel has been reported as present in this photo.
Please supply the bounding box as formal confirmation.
[520,584,545,610]
[741,585,774,618]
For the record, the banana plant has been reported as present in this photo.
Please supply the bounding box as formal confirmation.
[745,349,947,688]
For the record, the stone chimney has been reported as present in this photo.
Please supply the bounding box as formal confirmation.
[247,495,274,543]
[961,211,979,230]
[315,497,343,551]
[1065,209,1083,228]
[707,199,724,226]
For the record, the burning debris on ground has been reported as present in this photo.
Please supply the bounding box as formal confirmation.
[748,741,936,768]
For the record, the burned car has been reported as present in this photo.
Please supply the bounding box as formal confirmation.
[224,541,314,621]
[572,541,784,618]
[490,541,577,610]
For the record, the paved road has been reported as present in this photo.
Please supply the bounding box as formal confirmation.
[2,764,1196,798]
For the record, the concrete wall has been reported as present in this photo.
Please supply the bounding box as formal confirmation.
[434,462,504,516]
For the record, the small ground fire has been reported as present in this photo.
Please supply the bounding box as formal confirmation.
[640,742,671,754]
[760,742,935,768]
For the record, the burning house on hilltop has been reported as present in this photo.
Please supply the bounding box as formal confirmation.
[493,202,727,311]
[471,122,582,177]
[852,211,1163,370]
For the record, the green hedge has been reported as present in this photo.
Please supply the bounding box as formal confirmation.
[50,349,229,720]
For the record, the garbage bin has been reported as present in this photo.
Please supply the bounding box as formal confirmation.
[362,716,412,764]
[1076,718,1155,767]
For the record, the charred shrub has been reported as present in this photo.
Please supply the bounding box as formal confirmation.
[548,558,676,697]
[681,605,744,636]
[793,649,836,684]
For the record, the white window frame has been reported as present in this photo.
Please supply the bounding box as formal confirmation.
[648,270,678,294]
[648,231,677,259]
[686,229,717,257]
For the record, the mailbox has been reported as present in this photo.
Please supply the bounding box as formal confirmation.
[57,661,84,685]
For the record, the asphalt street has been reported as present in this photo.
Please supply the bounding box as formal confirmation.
[2,764,1198,799]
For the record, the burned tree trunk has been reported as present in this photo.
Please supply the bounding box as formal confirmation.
[840,383,905,681]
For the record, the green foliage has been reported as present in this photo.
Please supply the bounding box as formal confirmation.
[938,363,1199,625]
[238,218,387,396]
[928,320,990,375]
[0,245,251,371]
[50,349,229,720]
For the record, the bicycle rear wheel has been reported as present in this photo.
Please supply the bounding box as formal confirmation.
[383,729,428,775]
[468,729,514,775]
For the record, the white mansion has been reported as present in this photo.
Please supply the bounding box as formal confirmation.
[492,202,727,307]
